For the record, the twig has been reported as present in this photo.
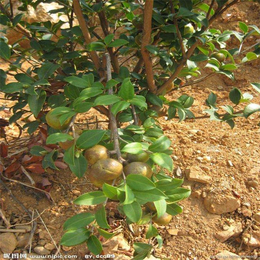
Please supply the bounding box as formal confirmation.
[141,0,157,94]
[0,209,11,228]
[131,106,139,125]
[0,228,27,233]
[21,166,35,186]
[27,210,36,253]
[35,209,63,259]
[206,0,215,20]
[106,54,123,163]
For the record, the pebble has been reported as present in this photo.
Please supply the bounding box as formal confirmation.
[203,192,240,214]
[37,239,46,246]
[242,230,260,248]
[0,233,17,253]
[241,206,252,217]
[246,180,258,189]
[215,222,243,242]
[34,246,51,255]
[214,250,242,260]
[253,212,260,224]
[185,166,212,184]
[167,228,179,236]
[44,243,56,251]
[39,230,49,240]
[17,233,30,248]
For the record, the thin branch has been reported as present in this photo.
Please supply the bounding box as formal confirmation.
[73,0,101,74]
[106,54,123,163]
[131,106,139,125]
[0,209,11,228]
[170,0,186,57]
[206,0,215,20]
[141,0,157,94]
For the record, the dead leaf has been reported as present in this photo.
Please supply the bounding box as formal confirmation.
[54,161,68,169]
[42,177,52,187]
[22,155,43,165]
[25,163,45,174]
[5,160,21,176]
[0,142,8,157]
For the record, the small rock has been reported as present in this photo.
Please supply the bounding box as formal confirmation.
[242,231,260,248]
[185,166,212,184]
[191,190,201,198]
[215,222,243,242]
[37,239,46,246]
[38,230,49,240]
[167,229,179,236]
[204,192,240,214]
[241,206,252,217]
[34,246,51,255]
[215,250,242,260]
[0,233,17,253]
[44,243,55,251]
[253,212,260,224]
[61,246,72,251]
[246,180,258,189]
[17,233,30,248]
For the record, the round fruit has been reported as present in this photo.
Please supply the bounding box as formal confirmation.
[124,162,153,178]
[89,158,123,181]
[127,151,149,163]
[145,202,156,212]
[84,145,109,165]
[152,213,172,226]
[46,109,71,130]
[184,23,195,35]
[88,174,113,188]
[211,52,226,62]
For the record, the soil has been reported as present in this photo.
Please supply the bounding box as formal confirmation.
[0,1,260,260]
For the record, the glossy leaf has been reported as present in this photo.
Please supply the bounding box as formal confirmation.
[150,153,173,172]
[124,184,135,205]
[87,235,103,255]
[76,130,106,149]
[123,201,142,223]
[149,136,171,152]
[118,78,135,100]
[94,95,121,106]
[0,41,11,60]
[243,103,260,118]
[102,183,118,200]
[146,224,159,239]
[60,228,90,246]
[134,188,167,203]
[63,213,95,230]
[38,63,60,80]
[251,83,260,93]
[154,199,167,218]
[108,39,129,47]
[95,205,110,229]
[126,174,155,191]
[74,191,106,205]
[167,203,183,216]
[229,88,242,105]
[121,142,143,154]
[30,146,47,156]
[165,188,191,203]
[46,133,74,144]
[111,101,130,115]
[64,76,90,88]
[69,153,87,178]
[97,228,115,239]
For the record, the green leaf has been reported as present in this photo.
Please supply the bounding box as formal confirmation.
[97,228,115,239]
[130,96,147,110]
[165,188,191,203]
[46,133,74,144]
[42,150,58,170]
[69,154,87,178]
[154,199,167,218]
[74,191,106,205]
[30,146,47,156]
[95,205,110,229]
[243,103,260,118]
[229,88,242,105]
[167,203,183,216]
[251,83,260,93]
[87,235,103,255]
[94,95,121,106]
[60,228,90,246]
[63,213,95,231]
[64,76,90,88]
[80,85,104,99]
[0,41,11,60]
[74,102,93,113]
[216,0,228,8]
[108,39,129,48]
[149,136,171,153]
[221,64,237,71]
[102,183,118,200]
[118,78,135,100]
[146,93,163,107]
[64,145,75,166]
[104,34,114,45]
[124,184,135,205]
[133,242,152,259]
[180,0,193,10]
[134,188,167,203]
[87,41,105,51]
[106,79,119,89]
[76,130,106,149]
[0,69,6,86]
[123,201,142,223]
[2,83,23,93]
[162,24,176,33]
[156,235,163,248]
[150,153,173,172]
[145,45,159,55]
[239,21,248,33]
[146,224,159,239]
[28,90,46,117]
[121,142,143,154]
[126,174,155,191]
[111,101,130,115]
[206,92,217,107]
[38,63,60,80]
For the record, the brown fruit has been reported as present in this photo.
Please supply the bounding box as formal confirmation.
[152,213,172,226]
[46,109,71,130]
[127,151,149,163]
[145,202,156,212]
[84,145,108,165]
[89,158,123,181]
[211,52,226,62]
[124,162,153,178]
[88,174,113,188]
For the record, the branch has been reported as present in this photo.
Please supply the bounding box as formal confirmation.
[141,0,157,94]
[106,54,123,163]
[206,0,215,20]
[73,0,101,73]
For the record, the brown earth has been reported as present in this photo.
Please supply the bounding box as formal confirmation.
[0,1,260,259]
